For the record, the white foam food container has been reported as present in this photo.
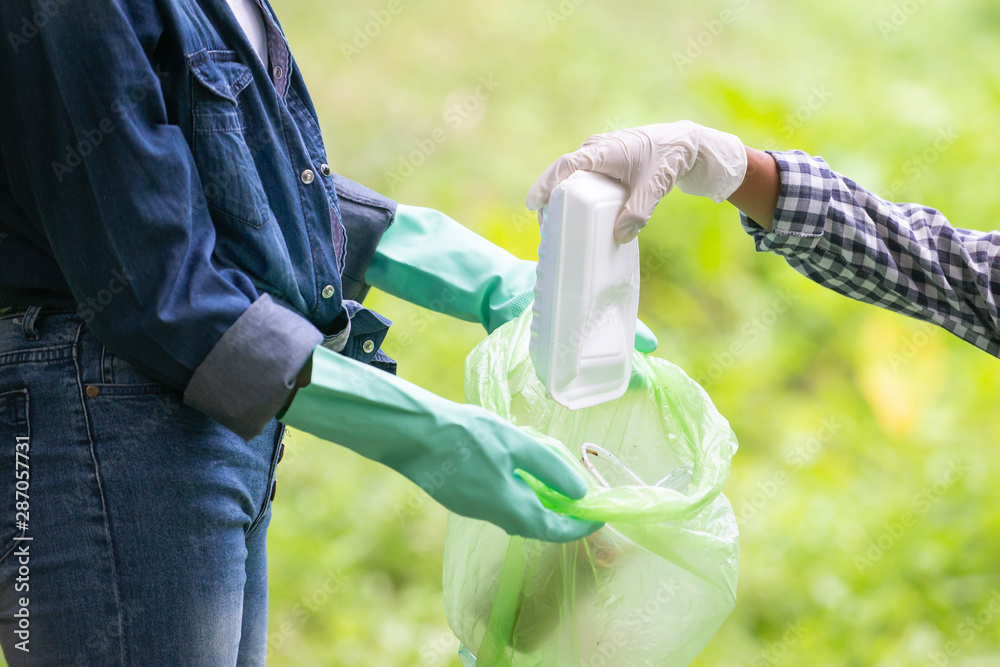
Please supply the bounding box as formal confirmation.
[529,170,640,410]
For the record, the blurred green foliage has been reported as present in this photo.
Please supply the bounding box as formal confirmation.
[246,0,1000,665]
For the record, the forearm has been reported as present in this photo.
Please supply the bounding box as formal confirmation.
[737,149,1000,357]
[727,147,780,231]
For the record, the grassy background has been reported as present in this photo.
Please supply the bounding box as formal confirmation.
[268,0,1000,665]
[8,1,1000,665]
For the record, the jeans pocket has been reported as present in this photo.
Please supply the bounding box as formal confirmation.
[100,346,175,392]
[91,346,178,436]
[187,49,274,230]
[0,388,30,566]
[83,347,181,441]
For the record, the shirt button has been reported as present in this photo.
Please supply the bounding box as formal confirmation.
[321,285,335,299]
[362,340,375,354]
[277,443,285,464]
[320,163,331,177]
[85,385,99,398]
[300,169,315,184]
[270,479,278,502]
[273,65,283,79]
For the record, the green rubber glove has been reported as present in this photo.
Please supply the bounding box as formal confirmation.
[633,319,658,354]
[366,204,659,352]
[278,344,603,542]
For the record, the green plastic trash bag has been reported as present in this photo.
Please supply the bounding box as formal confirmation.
[443,308,740,667]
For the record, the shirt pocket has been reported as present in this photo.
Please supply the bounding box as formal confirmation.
[187,49,274,230]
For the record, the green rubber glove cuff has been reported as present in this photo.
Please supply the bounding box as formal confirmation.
[278,346,428,462]
[365,204,535,333]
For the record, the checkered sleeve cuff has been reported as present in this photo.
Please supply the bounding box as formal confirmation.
[739,149,832,254]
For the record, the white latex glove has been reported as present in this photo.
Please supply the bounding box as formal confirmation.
[526,121,748,243]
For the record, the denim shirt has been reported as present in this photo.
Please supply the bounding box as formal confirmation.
[0,0,397,438]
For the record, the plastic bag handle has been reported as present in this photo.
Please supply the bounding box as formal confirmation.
[580,442,648,489]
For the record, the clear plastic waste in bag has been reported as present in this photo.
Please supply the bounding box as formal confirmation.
[443,308,740,667]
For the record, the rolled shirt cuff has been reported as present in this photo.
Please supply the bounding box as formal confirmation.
[333,174,398,303]
[183,292,323,440]
[739,149,831,255]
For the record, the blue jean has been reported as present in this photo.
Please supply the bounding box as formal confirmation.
[0,307,285,665]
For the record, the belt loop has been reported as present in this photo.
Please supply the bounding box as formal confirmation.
[22,305,42,340]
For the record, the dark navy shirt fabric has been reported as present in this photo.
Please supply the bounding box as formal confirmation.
[0,0,396,438]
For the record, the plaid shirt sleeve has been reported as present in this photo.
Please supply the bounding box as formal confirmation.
[739,150,1000,357]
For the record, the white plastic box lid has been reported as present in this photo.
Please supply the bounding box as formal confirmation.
[529,171,640,410]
